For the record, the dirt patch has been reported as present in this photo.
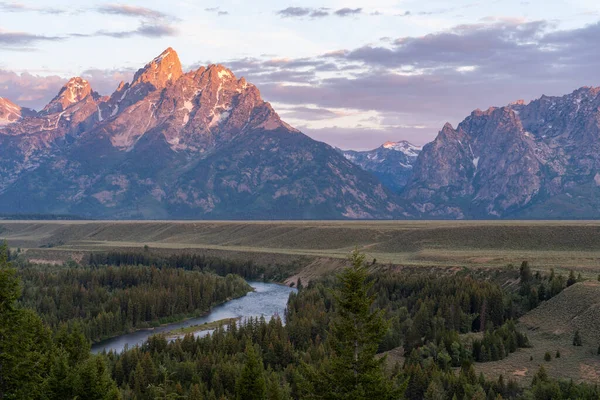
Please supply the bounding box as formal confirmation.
[27,258,63,265]
[580,363,600,382]
[513,368,528,377]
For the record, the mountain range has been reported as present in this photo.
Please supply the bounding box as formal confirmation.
[0,48,402,219]
[2,47,600,219]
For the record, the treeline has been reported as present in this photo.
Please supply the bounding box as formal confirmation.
[4,242,596,400]
[88,251,300,282]
[18,264,251,342]
[1,243,121,399]
[96,252,594,400]
[284,265,561,362]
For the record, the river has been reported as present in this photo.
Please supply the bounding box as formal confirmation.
[91,281,296,354]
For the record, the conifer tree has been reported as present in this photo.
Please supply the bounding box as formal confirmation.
[0,242,52,399]
[236,341,266,400]
[306,249,404,400]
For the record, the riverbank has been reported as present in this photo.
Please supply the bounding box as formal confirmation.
[163,317,241,340]
[91,281,296,354]
[91,295,249,345]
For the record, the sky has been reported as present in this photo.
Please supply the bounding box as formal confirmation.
[1,0,600,149]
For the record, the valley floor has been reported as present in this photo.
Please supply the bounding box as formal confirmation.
[3,220,600,282]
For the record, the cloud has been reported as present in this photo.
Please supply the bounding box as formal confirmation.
[278,106,343,121]
[0,70,65,110]
[90,4,178,38]
[276,6,365,18]
[0,1,64,14]
[276,7,330,18]
[213,18,600,148]
[81,68,135,95]
[0,30,63,47]
[334,8,362,17]
[96,24,177,38]
[96,4,169,20]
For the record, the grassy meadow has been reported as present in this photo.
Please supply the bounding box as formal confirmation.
[3,220,600,279]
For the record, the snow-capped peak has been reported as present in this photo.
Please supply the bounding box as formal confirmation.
[382,141,421,157]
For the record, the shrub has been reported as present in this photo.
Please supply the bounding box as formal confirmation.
[544,352,552,362]
[573,330,582,347]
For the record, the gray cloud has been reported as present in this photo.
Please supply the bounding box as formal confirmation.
[278,106,341,121]
[81,68,135,95]
[334,8,362,17]
[91,4,178,38]
[276,6,365,18]
[72,23,177,39]
[277,7,330,18]
[214,19,600,148]
[0,70,65,110]
[0,30,63,46]
[110,24,177,38]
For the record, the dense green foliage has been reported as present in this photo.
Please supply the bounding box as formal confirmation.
[2,244,598,400]
[89,251,301,281]
[17,264,251,342]
[0,243,119,400]
[300,250,404,399]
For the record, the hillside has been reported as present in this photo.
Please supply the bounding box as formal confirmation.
[473,281,600,384]
[520,281,600,345]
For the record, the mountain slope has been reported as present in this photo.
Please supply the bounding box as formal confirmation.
[403,87,600,218]
[0,48,403,219]
[340,141,421,193]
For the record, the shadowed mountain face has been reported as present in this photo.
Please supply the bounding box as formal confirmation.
[0,48,403,219]
[339,141,421,193]
[402,88,600,219]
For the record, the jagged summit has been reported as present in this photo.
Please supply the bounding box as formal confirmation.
[0,48,401,219]
[42,77,94,114]
[131,47,183,90]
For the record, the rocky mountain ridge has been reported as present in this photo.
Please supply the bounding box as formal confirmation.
[3,47,600,219]
[0,48,402,219]
[402,86,600,218]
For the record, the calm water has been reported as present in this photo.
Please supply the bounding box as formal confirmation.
[91,281,296,354]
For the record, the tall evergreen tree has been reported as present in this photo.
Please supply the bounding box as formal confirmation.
[306,249,405,400]
[0,242,52,400]
[236,341,267,400]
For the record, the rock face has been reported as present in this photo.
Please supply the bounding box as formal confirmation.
[403,87,600,218]
[0,48,402,219]
[340,141,421,193]
[0,97,35,125]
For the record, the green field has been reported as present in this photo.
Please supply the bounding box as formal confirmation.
[3,220,600,280]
